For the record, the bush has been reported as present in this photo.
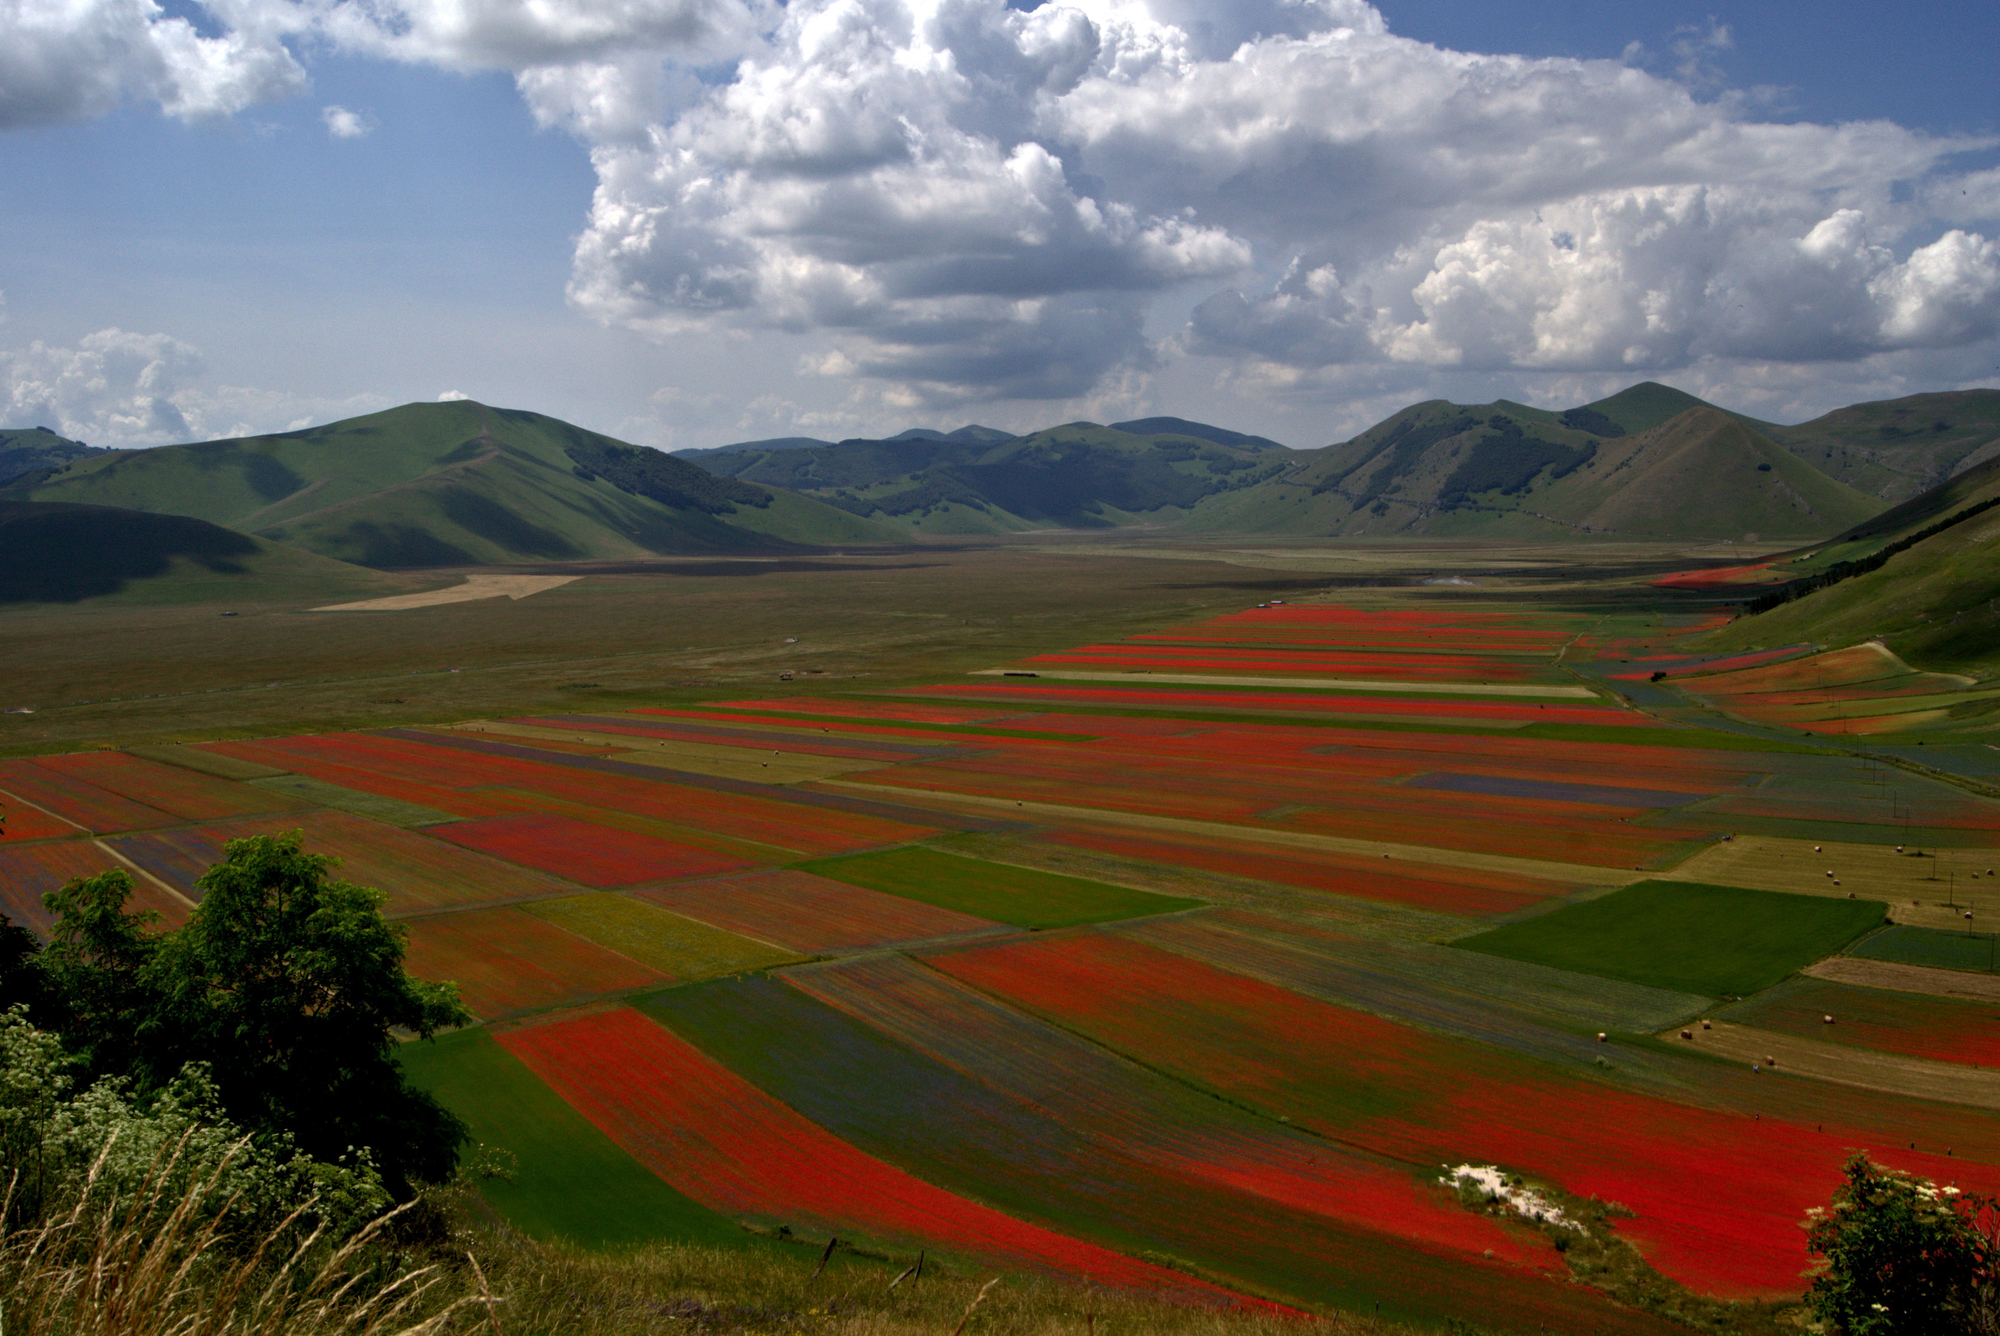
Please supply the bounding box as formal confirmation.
[1804,1152,1999,1334]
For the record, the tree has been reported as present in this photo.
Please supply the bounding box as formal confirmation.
[36,868,163,1077]
[24,832,473,1197]
[1805,1152,1999,1335]
[143,831,474,1195]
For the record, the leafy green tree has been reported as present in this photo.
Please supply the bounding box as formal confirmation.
[37,868,163,1077]
[143,831,474,1194]
[1805,1152,1999,1334]
[23,833,472,1197]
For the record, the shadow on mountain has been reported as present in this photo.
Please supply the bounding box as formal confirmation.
[0,500,260,602]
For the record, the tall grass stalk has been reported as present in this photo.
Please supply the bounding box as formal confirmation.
[0,1133,472,1336]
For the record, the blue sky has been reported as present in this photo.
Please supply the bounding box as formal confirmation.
[3,0,1996,451]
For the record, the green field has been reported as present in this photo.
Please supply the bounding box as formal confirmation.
[398,1027,759,1250]
[796,846,1201,929]
[1849,923,2000,974]
[1455,880,1888,997]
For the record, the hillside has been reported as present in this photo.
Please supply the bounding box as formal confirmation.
[3,402,899,567]
[0,498,404,604]
[1703,451,2000,673]
[1194,398,1880,541]
[692,421,1288,533]
[0,427,109,485]
[1765,389,2000,502]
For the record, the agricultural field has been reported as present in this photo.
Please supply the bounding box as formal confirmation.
[4,538,1999,1334]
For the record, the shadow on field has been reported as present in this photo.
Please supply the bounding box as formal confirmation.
[0,500,258,602]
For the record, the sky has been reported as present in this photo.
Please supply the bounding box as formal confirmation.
[2,0,1997,453]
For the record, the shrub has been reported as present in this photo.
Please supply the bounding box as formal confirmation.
[1804,1152,1999,1334]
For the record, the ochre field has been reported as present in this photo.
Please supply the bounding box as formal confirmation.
[6,586,2000,1334]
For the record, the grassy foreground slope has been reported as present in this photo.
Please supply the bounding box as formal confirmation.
[0,498,406,604]
[4,401,899,567]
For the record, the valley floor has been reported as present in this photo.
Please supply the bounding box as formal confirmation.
[4,536,1997,1335]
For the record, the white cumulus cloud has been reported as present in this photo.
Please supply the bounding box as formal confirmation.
[321,104,370,137]
[0,0,306,127]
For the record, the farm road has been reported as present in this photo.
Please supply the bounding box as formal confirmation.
[1663,1020,2000,1109]
[819,779,1648,888]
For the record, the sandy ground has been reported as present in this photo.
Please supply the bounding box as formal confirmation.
[1804,956,2000,1002]
[1666,835,1997,929]
[971,668,1598,699]
[819,777,1645,887]
[1659,1020,2000,1110]
[311,574,578,612]
[442,720,888,785]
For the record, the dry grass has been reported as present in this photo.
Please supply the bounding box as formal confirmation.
[1,1140,476,1336]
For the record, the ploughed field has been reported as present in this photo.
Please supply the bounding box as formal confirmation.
[7,598,2000,1333]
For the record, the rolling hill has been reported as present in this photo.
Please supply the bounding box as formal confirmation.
[0,427,109,486]
[1702,450,2000,673]
[1191,392,1880,542]
[693,420,1290,534]
[3,401,899,567]
[1764,389,2000,502]
[0,499,405,604]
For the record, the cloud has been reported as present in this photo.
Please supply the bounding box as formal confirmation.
[0,328,387,447]
[537,0,2000,403]
[0,0,305,128]
[437,389,471,401]
[321,104,370,137]
[6,0,1996,409]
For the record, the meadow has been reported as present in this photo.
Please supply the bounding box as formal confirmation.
[3,536,1998,1335]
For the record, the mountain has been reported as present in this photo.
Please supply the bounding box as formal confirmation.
[0,499,402,604]
[690,420,1288,533]
[1760,389,2000,502]
[1107,418,1288,451]
[675,423,1018,461]
[1193,395,1880,541]
[3,401,899,567]
[0,427,111,486]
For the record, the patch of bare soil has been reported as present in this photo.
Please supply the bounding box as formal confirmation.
[1804,956,2000,1002]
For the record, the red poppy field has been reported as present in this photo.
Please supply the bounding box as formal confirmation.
[3,586,1995,1333]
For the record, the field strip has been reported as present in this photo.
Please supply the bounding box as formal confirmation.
[440,721,890,784]
[1664,835,1992,929]
[817,780,1645,886]
[1661,1020,2000,1109]
[93,839,196,909]
[1804,957,2000,1002]
[310,574,579,612]
[0,785,88,837]
[971,668,1597,698]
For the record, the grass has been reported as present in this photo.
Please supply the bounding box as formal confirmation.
[795,846,1201,929]
[1849,923,2000,974]
[246,774,460,827]
[1455,880,1888,997]
[522,893,805,978]
[397,1027,756,1250]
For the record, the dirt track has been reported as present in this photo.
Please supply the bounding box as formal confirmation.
[1660,1020,2000,1109]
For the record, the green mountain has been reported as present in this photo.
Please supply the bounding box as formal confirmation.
[0,427,110,485]
[0,499,403,604]
[693,421,1287,534]
[3,402,898,567]
[1761,389,2000,502]
[1192,397,1881,542]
